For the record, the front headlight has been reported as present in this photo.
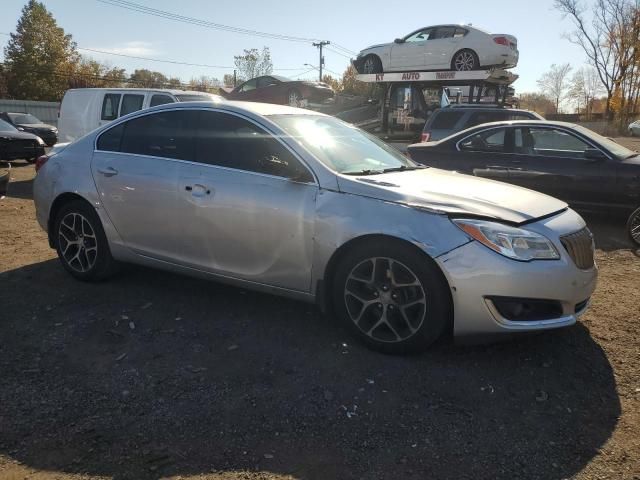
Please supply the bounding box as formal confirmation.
[453,219,559,261]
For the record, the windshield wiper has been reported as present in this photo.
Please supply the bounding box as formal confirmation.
[381,165,426,173]
[343,169,384,176]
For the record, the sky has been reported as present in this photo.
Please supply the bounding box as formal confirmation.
[0,0,588,93]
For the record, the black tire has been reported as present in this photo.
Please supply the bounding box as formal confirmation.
[627,206,640,247]
[362,55,382,74]
[332,239,450,354]
[451,49,479,71]
[53,200,118,281]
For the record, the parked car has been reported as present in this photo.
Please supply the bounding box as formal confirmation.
[408,120,640,246]
[628,119,640,136]
[353,24,518,74]
[34,102,597,353]
[57,88,221,144]
[220,75,334,106]
[0,112,58,146]
[421,105,544,142]
[0,118,46,162]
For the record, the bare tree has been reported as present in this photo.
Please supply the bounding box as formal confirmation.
[233,47,273,81]
[537,63,573,113]
[555,0,639,119]
[569,67,605,117]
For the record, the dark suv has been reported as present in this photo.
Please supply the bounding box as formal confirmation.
[420,105,543,142]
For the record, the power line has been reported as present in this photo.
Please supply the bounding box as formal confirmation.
[325,46,353,60]
[96,0,324,44]
[0,32,309,72]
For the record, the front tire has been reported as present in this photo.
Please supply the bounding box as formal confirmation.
[332,239,450,354]
[627,207,640,247]
[451,49,479,71]
[53,200,118,281]
[362,55,382,74]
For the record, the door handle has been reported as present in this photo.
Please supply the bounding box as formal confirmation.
[185,184,211,196]
[97,166,118,177]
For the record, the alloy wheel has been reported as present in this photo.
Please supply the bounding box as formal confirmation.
[454,51,476,71]
[58,212,98,273]
[630,209,640,245]
[363,57,377,74]
[344,257,427,343]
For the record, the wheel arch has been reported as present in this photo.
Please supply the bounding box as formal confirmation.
[451,48,479,70]
[47,192,94,248]
[317,234,453,331]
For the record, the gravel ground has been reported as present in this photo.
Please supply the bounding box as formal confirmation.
[0,152,639,480]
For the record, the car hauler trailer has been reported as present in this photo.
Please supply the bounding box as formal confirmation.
[354,68,518,138]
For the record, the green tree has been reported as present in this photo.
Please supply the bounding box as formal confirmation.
[233,47,273,81]
[129,69,169,88]
[3,0,80,101]
[69,58,126,89]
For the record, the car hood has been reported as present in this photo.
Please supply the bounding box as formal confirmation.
[18,123,55,130]
[0,130,41,141]
[359,43,389,53]
[337,168,568,224]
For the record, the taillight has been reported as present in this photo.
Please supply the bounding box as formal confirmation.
[35,155,49,172]
[420,132,431,142]
[493,36,510,46]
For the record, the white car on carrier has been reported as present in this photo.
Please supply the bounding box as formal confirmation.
[353,24,518,74]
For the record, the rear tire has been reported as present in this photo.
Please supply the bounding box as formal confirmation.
[451,49,479,71]
[53,200,119,281]
[332,239,450,354]
[627,206,640,247]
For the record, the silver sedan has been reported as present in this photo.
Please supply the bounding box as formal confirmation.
[33,101,597,353]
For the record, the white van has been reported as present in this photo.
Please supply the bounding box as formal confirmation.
[57,88,221,143]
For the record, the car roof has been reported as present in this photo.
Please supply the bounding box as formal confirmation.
[410,24,486,34]
[65,88,216,96]
[145,100,328,117]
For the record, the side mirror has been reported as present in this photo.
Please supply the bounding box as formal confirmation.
[584,148,607,161]
[394,38,405,44]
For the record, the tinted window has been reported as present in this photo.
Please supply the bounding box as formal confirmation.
[433,26,456,39]
[120,94,145,116]
[430,111,464,130]
[454,28,468,38]
[239,79,257,92]
[0,118,17,131]
[463,111,508,129]
[101,94,121,121]
[460,128,506,152]
[258,77,279,88]
[195,111,306,178]
[97,122,125,151]
[520,127,592,159]
[120,110,196,160]
[150,94,175,107]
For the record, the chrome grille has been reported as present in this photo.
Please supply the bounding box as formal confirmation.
[560,228,595,270]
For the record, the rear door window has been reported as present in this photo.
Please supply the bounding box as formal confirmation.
[430,111,464,130]
[97,123,125,151]
[150,94,175,107]
[120,94,145,116]
[433,26,456,39]
[119,110,197,160]
[101,94,121,121]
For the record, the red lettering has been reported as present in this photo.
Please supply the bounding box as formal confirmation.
[436,72,456,80]
[375,73,384,81]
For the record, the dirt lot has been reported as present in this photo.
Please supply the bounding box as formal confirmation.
[0,149,639,479]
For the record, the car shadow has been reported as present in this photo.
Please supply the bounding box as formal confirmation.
[582,212,635,251]
[0,259,620,480]
[4,178,34,200]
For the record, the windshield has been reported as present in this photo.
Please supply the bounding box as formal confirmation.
[270,115,419,175]
[0,118,17,131]
[8,113,41,124]
[574,125,636,158]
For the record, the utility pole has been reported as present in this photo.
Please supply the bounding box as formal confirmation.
[312,41,330,82]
